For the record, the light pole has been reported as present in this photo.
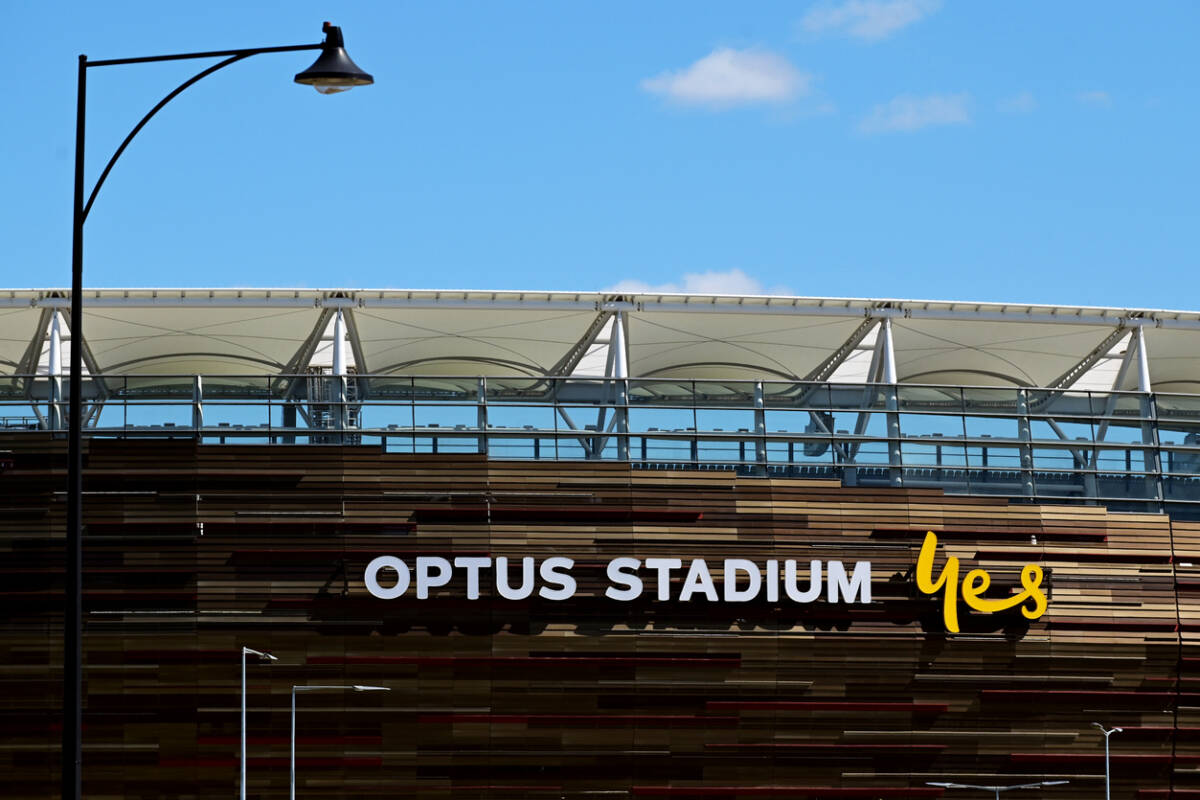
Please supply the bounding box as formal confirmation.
[290,685,389,800]
[240,647,278,800]
[64,22,372,800]
[927,781,1070,800]
[1093,722,1123,800]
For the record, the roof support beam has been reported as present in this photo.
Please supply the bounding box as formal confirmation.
[547,310,615,378]
[17,307,53,407]
[1022,325,1131,415]
[342,308,368,375]
[591,313,629,459]
[60,307,110,425]
[848,328,888,460]
[554,405,601,458]
[1045,325,1130,392]
[790,316,881,409]
[843,318,901,484]
[801,316,882,384]
[275,307,334,398]
[1096,332,1145,443]
[341,308,370,407]
[16,307,53,377]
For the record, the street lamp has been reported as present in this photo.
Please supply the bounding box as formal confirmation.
[1093,722,1123,800]
[294,23,375,93]
[927,781,1070,800]
[291,685,390,800]
[240,647,278,800]
[63,22,372,800]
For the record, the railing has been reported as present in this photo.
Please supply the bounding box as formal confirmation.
[5,373,1200,514]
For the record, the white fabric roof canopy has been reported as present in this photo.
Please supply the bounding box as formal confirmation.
[3,289,1200,393]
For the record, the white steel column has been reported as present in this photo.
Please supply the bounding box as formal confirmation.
[192,375,203,435]
[48,312,64,430]
[1016,389,1035,498]
[477,377,488,455]
[611,313,630,461]
[1135,324,1162,502]
[880,317,903,487]
[610,311,629,380]
[880,317,898,386]
[332,310,347,377]
[754,381,767,475]
[1135,325,1152,393]
[332,310,347,431]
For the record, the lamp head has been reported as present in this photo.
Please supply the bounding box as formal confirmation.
[294,22,374,94]
[243,646,278,661]
[352,685,390,692]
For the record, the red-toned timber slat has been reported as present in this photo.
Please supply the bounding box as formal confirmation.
[706,701,949,713]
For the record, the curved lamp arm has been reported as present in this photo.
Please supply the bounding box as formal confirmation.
[80,41,323,224]
[83,53,247,222]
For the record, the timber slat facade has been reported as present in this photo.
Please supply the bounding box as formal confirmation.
[1,434,1197,799]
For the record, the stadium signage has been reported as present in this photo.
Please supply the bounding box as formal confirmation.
[363,532,1049,631]
[364,555,873,604]
[915,531,1047,633]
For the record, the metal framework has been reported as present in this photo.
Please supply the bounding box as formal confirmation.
[7,371,1200,515]
[7,289,1200,515]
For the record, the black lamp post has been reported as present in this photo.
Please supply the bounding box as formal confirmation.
[65,22,371,800]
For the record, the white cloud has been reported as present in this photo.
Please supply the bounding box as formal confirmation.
[641,48,810,109]
[800,0,940,42]
[606,269,792,296]
[997,90,1037,114]
[1077,90,1112,107]
[857,92,970,134]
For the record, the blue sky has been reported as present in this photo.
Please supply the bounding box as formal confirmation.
[4,1,1198,308]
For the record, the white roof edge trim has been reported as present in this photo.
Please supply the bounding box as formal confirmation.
[2,289,1200,325]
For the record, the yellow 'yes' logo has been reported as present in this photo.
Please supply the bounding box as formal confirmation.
[914,531,1047,633]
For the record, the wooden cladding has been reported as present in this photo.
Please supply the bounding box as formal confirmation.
[1,434,1198,799]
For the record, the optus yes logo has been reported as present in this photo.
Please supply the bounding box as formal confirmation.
[914,531,1047,633]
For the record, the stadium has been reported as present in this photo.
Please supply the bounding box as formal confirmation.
[3,288,1200,799]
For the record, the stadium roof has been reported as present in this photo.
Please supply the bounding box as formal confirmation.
[4,288,1200,393]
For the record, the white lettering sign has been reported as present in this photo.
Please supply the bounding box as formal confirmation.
[364,556,872,604]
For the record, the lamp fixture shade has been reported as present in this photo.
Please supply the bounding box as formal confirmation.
[295,22,374,94]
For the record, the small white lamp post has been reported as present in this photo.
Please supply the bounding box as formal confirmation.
[240,647,277,800]
[1093,722,1123,800]
[290,684,390,800]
